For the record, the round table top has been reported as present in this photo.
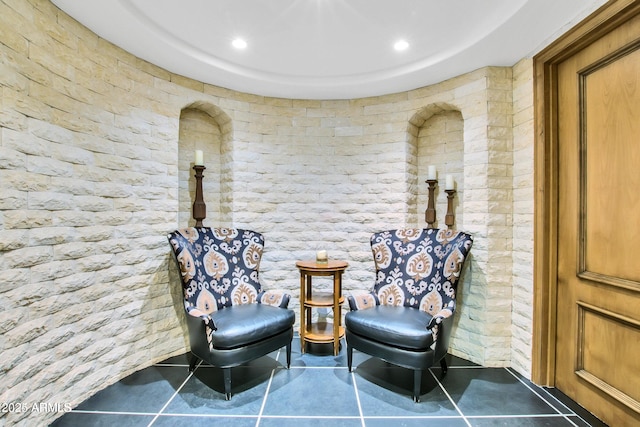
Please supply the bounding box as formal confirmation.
[295,259,348,271]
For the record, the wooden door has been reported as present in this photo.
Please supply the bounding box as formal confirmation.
[556,10,640,426]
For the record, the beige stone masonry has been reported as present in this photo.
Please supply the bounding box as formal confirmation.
[0,1,538,425]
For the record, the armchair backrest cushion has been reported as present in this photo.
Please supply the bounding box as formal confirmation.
[370,228,473,317]
[167,227,265,315]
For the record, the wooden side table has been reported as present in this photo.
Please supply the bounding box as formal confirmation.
[296,259,348,356]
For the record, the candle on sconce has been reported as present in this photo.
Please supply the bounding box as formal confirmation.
[427,165,437,180]
[316,250,328,264]
[445,174,455,190]
[194,150,204,166]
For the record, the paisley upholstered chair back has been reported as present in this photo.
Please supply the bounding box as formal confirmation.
[370,228,473,318]
[167,227,265,315]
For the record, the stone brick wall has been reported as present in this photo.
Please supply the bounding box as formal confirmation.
[511,58,535,375]
[0,1,536,425]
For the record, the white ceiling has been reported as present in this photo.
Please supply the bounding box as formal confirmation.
[52,0,607,100]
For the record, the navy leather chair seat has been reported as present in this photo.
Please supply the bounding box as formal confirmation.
[345,305,435,351]
[211,304,295,349]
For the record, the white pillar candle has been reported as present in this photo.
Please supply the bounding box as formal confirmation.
[194,150,204,166]
[427,165,437,180]
[445,174,455,190]
[316,250,328,262]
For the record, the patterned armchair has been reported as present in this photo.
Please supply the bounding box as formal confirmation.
[167,227,295,400]
[345,228,473,402]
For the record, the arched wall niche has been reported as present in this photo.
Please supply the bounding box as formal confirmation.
[407,103,465,229]
[178,102,233,227]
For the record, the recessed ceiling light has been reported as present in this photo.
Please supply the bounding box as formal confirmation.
[232,38,247,49]
[394,40,409,51]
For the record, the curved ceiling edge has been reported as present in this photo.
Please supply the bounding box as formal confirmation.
[51,0,608,100]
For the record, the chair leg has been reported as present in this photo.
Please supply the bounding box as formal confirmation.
[188,354,199,372]
[223,368,232,400]
[347,344,353,372]
[440,357,448,375]
[413,369,422,403]
[286,341,292,369]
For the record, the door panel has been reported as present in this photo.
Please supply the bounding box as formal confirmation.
[576,302,640,412]
[556,12,640,426]
[582,45,640,286]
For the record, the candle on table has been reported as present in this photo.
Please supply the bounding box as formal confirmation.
[194,150,204,166]
[445,174,455,190]
[427,165,437,180]
[316,250,328,263]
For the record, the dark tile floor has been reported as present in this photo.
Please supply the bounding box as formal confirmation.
[51,336,608,427]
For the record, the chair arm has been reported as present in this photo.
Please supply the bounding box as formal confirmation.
[426,306,454,331]
[432,313,454,362]
[184,309,216,353]
[347,292,379,311]
[185,304,217,331]
[258,290,291,308]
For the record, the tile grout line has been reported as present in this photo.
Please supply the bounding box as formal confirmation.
[255,349,281,427]
[349,369,366,427]
[429,367,472,427]
[153,363,190,367]
[467,414,586,420]
[504,368,565,414]
[146,362,199,426]
[288,366,350,369]
[504,367,582,427]
[258,415,364,420]
[545,395,596,427]
[537,387,576,413]
[69,410,157,416]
